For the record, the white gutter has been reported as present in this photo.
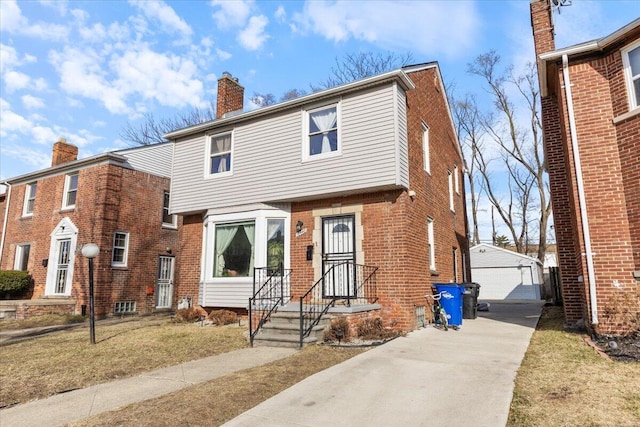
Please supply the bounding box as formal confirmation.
[0,182,12,266]
[562,54,598,325]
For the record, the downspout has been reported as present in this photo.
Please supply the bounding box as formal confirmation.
[561,54,598,325]
[0,182,12,266]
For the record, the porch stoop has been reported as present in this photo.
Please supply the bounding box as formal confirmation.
[252,310,331,348]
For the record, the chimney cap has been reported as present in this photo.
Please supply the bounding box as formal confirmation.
[57,137,67,144]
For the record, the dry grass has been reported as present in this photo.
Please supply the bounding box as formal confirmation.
[69,345,366,427]
[0,318,247,408]
[508,306,640,426]
[0,313,86,331]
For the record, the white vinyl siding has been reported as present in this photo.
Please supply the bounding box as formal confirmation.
[171,84,408,214]
[396,85,409,188]
[115,143,174,178]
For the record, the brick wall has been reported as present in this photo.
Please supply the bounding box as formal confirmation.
[532,0,640,334]
[216,73,244,118]
[0,163,180,317]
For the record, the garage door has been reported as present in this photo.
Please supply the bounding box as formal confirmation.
[472,266,540,300]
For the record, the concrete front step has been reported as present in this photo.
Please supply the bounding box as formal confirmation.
[252,333,319,348]
[253,311,331,347]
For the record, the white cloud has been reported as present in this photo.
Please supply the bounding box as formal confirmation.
[211,0,253,29]
[21,94,45,109]
[0,0,68,40]
[4,71,30,92]
[0,98,31,137]
[238,15,269,50]
[129,0,193,41]
[274,5,286,23]
[292,1,479,58]
[216,48,232,61]
[0,144,51,172]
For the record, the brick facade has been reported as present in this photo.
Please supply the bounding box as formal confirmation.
[216,73,244,119]
[0,142,180,318]
[531,0,640,334]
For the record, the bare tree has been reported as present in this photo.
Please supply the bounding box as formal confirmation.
[249,92,277,108]
[120,104,216,145]
[313,51,413,90]
[451,93,485,246]
[461,51,551,262]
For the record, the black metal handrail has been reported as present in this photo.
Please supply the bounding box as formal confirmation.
[249,266,291,346]
[299,261,378,347]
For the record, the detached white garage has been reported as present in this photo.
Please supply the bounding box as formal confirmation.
[470,244,543,300]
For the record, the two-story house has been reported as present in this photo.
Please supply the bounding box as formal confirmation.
[531,0,640,334]
[167,64,469,336]
[0,139,180,319]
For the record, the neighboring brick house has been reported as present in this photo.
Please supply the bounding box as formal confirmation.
[167,65,469,334]
[531,0,640,334]
[0,139,180,319]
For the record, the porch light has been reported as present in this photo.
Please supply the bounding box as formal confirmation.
[296,220,304,233]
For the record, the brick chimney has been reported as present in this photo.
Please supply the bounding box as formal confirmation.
[51,138,78,167]
[530,0,556,57]
[216,72,244,119]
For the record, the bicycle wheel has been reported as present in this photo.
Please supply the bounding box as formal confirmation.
[439,308,449,331]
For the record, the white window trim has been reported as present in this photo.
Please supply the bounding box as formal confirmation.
[205,131,234,178]
[422,123,430,174]
[112,231,130,267]
[448,169,455,212]
[202,208,290,283]
[14,243,31,271]
[162,191,178,229]
[45,217,78,296]
[62,172,78,210]
[454,164,460,194]
[427,218,435,271]
[22,182,36,217]
[301,101,342,162]
[622,39,640,112]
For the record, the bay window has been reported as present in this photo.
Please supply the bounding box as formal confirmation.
[214,221,255,277]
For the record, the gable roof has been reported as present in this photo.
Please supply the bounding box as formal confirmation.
[470,243,543,268]
[538,18,640,96]
[164,68,416,140]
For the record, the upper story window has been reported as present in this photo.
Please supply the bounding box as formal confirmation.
[423,123,430,174]
[112,231,129,267]
[162,191,177,228]
[62,172,78,210]
[208,132,232,176]
[622,40,640,110]
[305,103,339,160]
[448,169,455,212]
[23,182,37,216]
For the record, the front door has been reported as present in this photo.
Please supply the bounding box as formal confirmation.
[322,215,356,298]
[157,256,175,308]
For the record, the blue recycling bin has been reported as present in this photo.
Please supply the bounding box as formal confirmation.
[434,284,464,327]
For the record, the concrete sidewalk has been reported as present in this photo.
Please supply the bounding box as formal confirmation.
[0,346,296,427]
[223,302,542,427]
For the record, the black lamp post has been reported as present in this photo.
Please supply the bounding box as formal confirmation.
[81,243,99,344]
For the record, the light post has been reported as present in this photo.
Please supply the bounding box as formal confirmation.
[81,243,99,344]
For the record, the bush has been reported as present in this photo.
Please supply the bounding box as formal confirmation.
[323,316,351,343]
[356,317,398,340]
[0,270,32,299]
[208,309,238,325]
[174,307,203,323]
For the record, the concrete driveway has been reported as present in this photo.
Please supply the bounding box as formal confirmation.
[224,302,542,427]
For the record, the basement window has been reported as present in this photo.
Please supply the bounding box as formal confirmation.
[114,301,136,314]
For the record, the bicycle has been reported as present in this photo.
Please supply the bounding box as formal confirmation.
[425,291,448,331]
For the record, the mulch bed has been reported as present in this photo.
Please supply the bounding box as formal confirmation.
[592,332,640,362]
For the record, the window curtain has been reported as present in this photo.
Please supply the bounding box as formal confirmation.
[212,135,231,173]
[243,223,255,275]
[311,109,337,153]
[214,225,238,276]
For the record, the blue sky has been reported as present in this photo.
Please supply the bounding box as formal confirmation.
[1,0,638,240]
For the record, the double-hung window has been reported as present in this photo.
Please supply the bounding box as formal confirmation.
[162,191,177,228]
[427,218,435,271]
[622,40,640,111]
[448,169,455,212]
[112,231,129,267]
[208,132,232,175]
[62,172,78,209]
[305,103,339,160]
[23,182,37,216]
